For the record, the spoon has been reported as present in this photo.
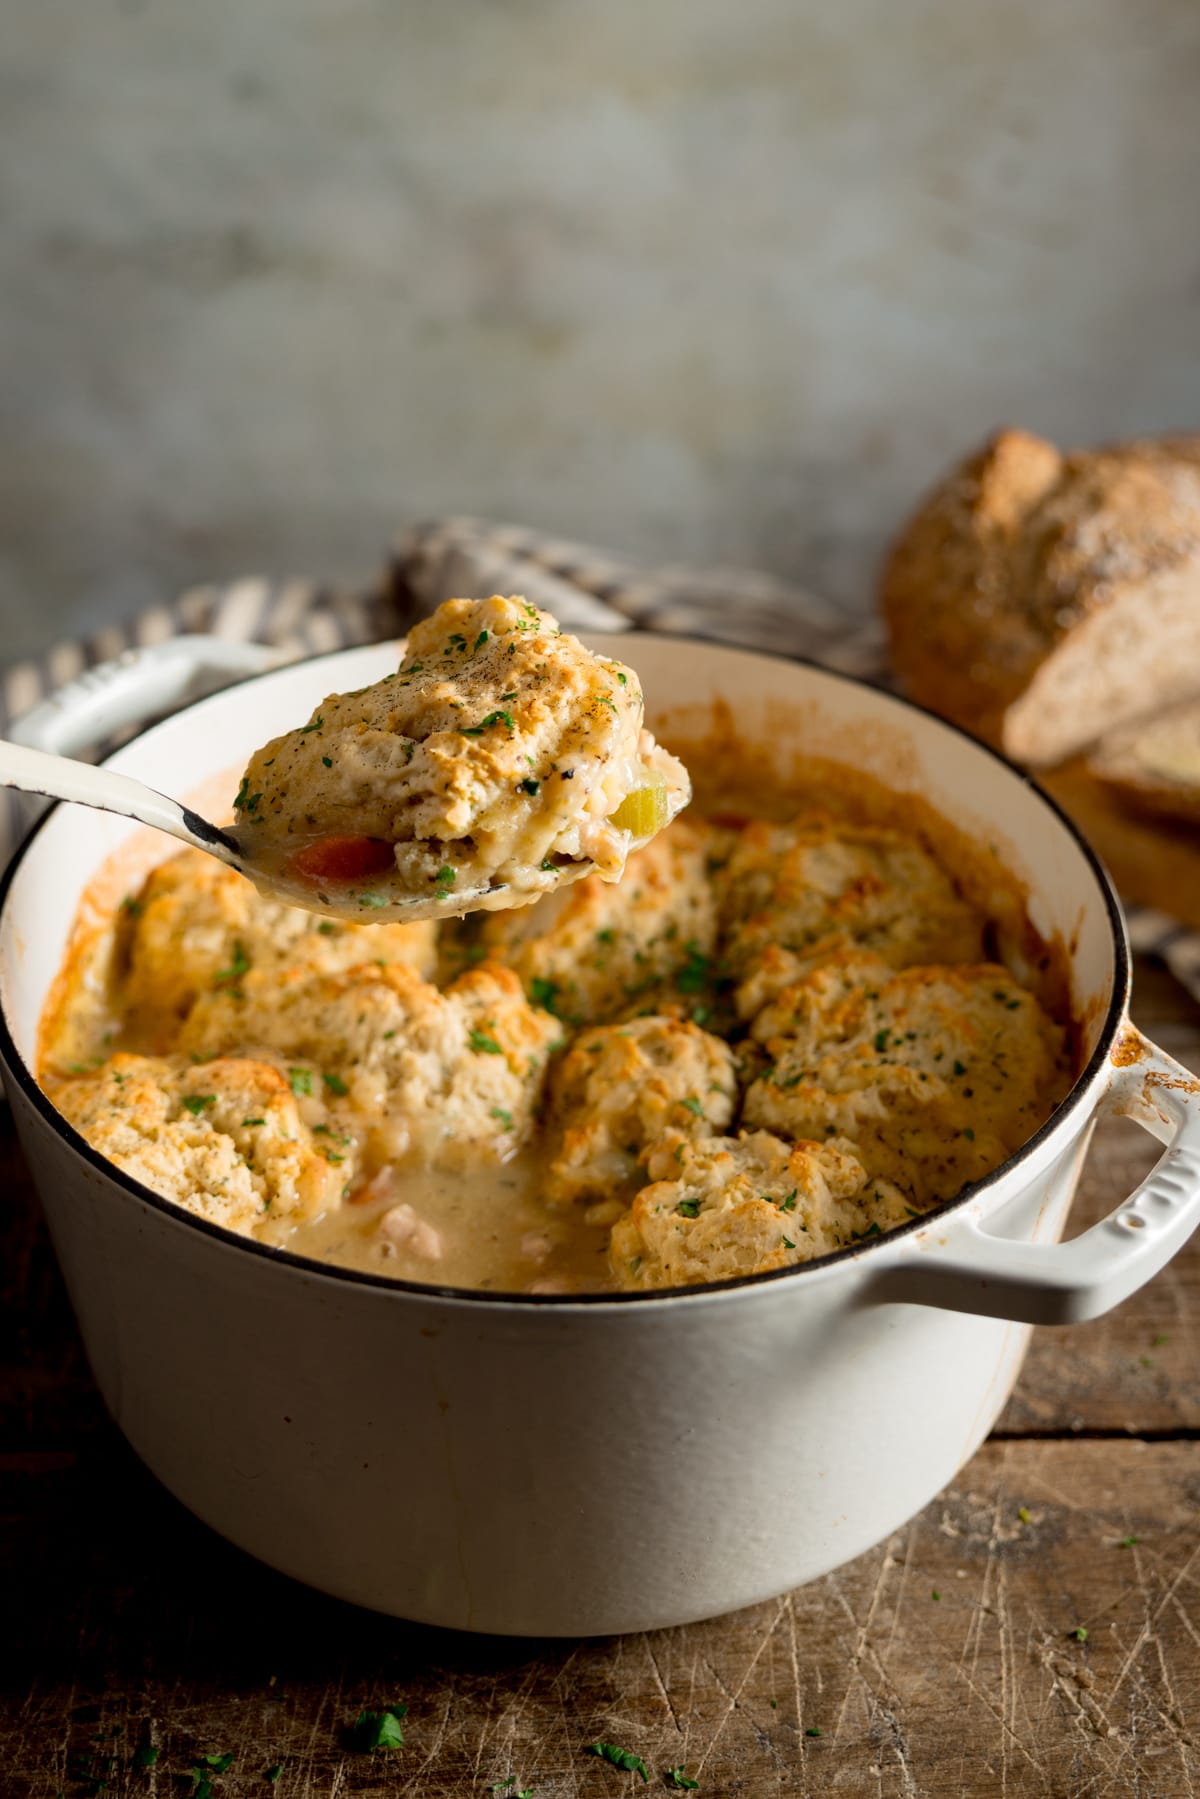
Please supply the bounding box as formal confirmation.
[0,738,678,924]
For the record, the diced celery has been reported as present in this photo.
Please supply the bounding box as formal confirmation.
[608,772,668,837]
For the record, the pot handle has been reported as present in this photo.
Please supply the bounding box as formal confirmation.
[8,635,282,758]
[870,1027,1200,1326]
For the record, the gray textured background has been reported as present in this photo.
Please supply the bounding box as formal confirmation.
[3,0,1200,661]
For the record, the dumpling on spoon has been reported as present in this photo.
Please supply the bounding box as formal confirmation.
[232,594,691,922]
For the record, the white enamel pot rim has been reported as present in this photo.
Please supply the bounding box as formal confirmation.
[2,628,1195,1330]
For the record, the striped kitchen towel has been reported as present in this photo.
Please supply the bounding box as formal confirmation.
[1,516,1194,1000]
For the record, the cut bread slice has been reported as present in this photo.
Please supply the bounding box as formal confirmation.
[882,429,1200,768]
[1088,698,1200,828]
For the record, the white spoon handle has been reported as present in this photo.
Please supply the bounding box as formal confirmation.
[0,738,244,867]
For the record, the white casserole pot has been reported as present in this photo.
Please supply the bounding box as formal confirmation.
[3,634,1200,1638]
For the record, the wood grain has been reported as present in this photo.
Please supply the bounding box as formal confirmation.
[2,952,1199,1799]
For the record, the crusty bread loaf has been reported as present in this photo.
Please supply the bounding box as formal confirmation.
[1087,699,1200,828]
[882,429,1200,767]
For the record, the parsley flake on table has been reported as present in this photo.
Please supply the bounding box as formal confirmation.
[667,1767,700,1790]
[350,1704,407,1751]
[583,1742,649,1781]
[805,1726,822,1738]
[132,1746,159,1768]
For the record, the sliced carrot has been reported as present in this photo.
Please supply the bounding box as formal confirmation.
[289,835,396,884]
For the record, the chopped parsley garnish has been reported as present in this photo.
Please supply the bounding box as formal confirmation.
[681,1096,704,1116]
[583,1744,648,1782]
[322,1070,349,1097]
[490,1107,513,1130]
[851,1221,882,1241]
[540,858,558,872]
[213,939,251,990]
[667,1769,699,1790]
[962,1127,975,1141]
[530,976,560,1013]
[182,1094,216,1114]
[447,632,468,651]
[350,1704,407,1751]
[676,1198,701,1219]
[475,630,489,650]
[435,864,457,889]
[776,1190,798,1212]
[357,892,389,909]
[616,671,628,686]
[299,715,324,733]
[676,943,710,994]
[120,894,143,917]
[596,927,616,945]
[782,1235,796,1249]
[873,1029,890,1053]
[322,755,333,767]
[520,778,540,796]
[316,921,339,935]
[289,1068,313,1096]
[952,1060,967,1076]
[241,1116,265,1128]
[461,709,515,738]
[468,1028,503,1055]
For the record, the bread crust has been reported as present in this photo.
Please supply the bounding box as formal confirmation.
[882,429,1200,765]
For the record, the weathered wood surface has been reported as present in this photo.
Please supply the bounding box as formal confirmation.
[3,955,1199,1799]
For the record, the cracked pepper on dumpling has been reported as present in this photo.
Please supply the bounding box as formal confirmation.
[716,812,985,1021]
[742,950,1070,1206]
[610,1128,911,1290]
[112,848,436,1050]
[445,817,725,1026]
[233,594,689,912]
[544,1015,738,1211]
[180,960,562,1168]
[50,1053,346,1236]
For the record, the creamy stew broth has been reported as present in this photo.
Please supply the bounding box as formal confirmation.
[39,761,1075,1295]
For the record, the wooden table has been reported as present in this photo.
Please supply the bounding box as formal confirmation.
[4,959,1198,1799]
